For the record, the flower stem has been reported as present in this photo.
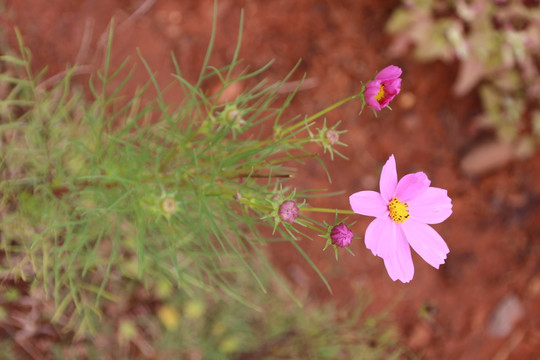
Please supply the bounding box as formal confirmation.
[301,207,355,215]
[300,221,327,234]
[280,94,359,137]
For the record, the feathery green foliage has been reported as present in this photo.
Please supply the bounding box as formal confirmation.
[0,16,354,329]
[0,8,407,359]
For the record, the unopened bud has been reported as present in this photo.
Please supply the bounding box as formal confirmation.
[161,197,177,215]
[330,223,353,247]
[279,200,299,224]
[325,129,339,146]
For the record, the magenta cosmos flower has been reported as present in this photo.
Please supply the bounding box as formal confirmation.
[365,65,402,111]
[349,155,452,283]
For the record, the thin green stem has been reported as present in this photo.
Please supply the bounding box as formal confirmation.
[280,94,359,137]
[301,207,355,215]
[267,153,315,165]
[300,221,327,234]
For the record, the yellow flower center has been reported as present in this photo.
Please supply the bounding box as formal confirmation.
[388,197,410,223]
[374,84,386,102]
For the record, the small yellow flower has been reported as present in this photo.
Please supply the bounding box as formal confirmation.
[184,300,205,319]
[157,305,181,331]
[219,336,241,354]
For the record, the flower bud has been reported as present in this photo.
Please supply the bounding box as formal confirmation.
[225,108,240,122]
[224,106,246,129]
[279,200,299,224]
[160,197,177,215]
[325,129,339,146]
[330,223,353,247]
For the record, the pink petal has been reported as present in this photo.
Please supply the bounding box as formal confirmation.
[408,187,453,224]
[365,79,381,94]
[366,98,382,111]
[377,94,395,109]
[364,217,396,259]
[401,219,450,269]
[365,99,382,111]
[349,191,388,218]
[395,172,431,202]
[375,65,402,81]
[379,155,397,202]
[382,78,401,95]
[382,225,414,283]
[365,80,382,111]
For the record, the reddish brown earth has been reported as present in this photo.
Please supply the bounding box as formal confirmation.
[4,0,540,359]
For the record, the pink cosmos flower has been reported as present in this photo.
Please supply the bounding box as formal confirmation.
[349,155,452,283]
[365,65,402,111]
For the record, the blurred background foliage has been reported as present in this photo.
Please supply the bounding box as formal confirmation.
[387,0,540,152]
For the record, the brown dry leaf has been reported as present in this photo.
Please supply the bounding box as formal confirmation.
[453,57,485,96]
[460,140,515,177]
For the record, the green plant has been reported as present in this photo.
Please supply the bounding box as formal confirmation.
[0,6,410,359]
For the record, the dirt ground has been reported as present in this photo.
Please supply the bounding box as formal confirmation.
[4,0,540,359]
